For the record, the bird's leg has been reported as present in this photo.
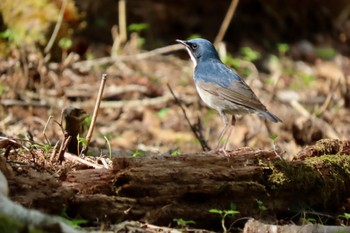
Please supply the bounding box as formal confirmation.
[223,115,236,150]
[216,125,228,149]
[216,111,229,150]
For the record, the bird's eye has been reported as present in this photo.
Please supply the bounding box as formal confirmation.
[191,43,198,50]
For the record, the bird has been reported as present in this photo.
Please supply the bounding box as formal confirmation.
[176,38,282,151]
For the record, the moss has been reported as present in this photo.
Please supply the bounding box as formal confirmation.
[265,154,350,209]
[268,171,288,188]
[0,214,47,233]
[305,154,350,203]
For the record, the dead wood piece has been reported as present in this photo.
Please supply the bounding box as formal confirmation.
[296,138,350,159]
[68,194,140,222]
[0,171,82,233]
[63,168,114,194]
[108,149,350,229]
[57,145,350,229]
[7,168,76,214]
[64,153,105,169]
[7,141,350,230]
[243,219,350,233]
[108,220,214,233]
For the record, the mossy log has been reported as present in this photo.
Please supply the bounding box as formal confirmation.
[60,140,350,230]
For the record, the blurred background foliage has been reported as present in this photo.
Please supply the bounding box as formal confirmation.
[0,0,349,154]
[0,0,349,60]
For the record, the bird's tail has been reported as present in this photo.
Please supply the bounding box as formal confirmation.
[259,111,282,123]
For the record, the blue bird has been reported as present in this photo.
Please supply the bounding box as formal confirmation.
[176,38,282,151]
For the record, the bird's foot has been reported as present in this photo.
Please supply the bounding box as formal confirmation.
[211,147,231,157]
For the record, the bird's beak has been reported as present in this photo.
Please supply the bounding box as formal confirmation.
[176,39,189,48]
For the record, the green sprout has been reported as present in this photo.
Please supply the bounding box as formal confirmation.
[171,149,182,156]
[255,198,267,213]
[131,149,146,158]
[157,107,169,120]
[128,23,149,32]
[187,34,202,40]
[173,218,196,229]
[338,213,350,226]
[58,37,72,50]
[209,204,239,233]
[239,47,261,62]
[277,43,289,55]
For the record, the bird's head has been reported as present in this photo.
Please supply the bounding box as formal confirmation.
[176,38,220,66]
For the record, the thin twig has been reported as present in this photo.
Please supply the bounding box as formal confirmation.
[42,115,53,145]
[214,0,240,45]
[167,83,211,151]
[72,44,183,70]
[64,153,104,169]
[58,135,71,163]
[118,0,127,43]
[44,0,68,54]
[81,74,108,155]
[49,141,60,162]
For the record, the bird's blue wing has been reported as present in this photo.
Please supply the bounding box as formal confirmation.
[195,60,267,111]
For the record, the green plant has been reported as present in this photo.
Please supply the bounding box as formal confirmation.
[222,49,259,77]
[77,134,88,156]
[157,107,169,120]
[255,199,267,213]
[60,208,88,229]
[171,149,182,156]
[0,29,17,42]
[338,213,350,226]
[277,43,290,56]
[290,73,315,90]
[209,204,239,233]
[187,34,202,40]
[239,47,261,62]
[128,23,149,33]
[173,218,196,229]
[0,0,59,46]
[269,134,278,141]
[32,143,53,157]
[315,47,336,60]
[300,215,317,225]
[222,53,240,68]
[58,37,72,50]
[131,149,146,158]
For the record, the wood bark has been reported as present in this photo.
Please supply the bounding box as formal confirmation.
[6,139,350,231]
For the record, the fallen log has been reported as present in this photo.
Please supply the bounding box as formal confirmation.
[63,141,350,230]
[5,140,350,231]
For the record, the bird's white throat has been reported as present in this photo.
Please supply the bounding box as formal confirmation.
[185,47,197,67]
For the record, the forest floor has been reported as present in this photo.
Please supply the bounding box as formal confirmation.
[0,40,349,232]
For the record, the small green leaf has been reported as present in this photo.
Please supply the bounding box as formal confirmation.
[187,34,202,40]
[269,134,278,141]
[315,47,337,60]
[223,210,239,216]
[240,47,261,62]
[157,108,169,119]
[128,23,149,32]
[131,149,146,157]
[77,135,88,145]
[173,218,196,226]
[277,43,290,55]
[339,213,350,220]
[171,150,182,156]
[209,209,223,214]
[58,37,72,50]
